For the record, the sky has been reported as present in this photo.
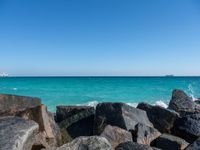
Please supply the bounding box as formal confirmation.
[0,0,200,76]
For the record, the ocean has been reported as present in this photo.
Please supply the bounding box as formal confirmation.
[0,77,200,112]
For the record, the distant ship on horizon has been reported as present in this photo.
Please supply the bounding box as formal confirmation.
[165,74,174,77]
[0,72,9,77]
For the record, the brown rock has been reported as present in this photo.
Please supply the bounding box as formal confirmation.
[18,105,62,148]
[100,125,132,148]
[0,93,41,116]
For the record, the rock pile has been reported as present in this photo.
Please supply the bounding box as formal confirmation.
[1,89,200,150]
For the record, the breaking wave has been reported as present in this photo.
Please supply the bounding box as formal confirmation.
[78,100,168,108]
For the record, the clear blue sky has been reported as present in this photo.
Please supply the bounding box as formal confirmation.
[0,0,200,76]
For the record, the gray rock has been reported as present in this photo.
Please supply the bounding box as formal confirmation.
[0,93,41,116]
[0,116,39,150]
[137,102,179,133]
[153,133,189,150]
[56,106,95,143]
[115,141,160,150]
[185,137,200,150]
[51,136,113,150]
[168,89,200,116]
[172,113,200,142]
[94,102,153,135]
[131,123,161,146]
[100,125,132,148]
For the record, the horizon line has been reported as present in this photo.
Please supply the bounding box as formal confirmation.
[3,75,200,77]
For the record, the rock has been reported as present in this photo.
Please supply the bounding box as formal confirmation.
[56,106,95,143]
[50,136,113,150]
[0,116,39,150]
[115,141,160,150]
[94,102,153,135]
[18,105,62,148]
[100,125,132,148]
[168,89,200,116]
[153,133,189,150]
[0,93,41,116]
[172,113,200,142]
[137,102,179,133]
[131,123,161,145]
[185,137,200,150]
[195,99,200,105]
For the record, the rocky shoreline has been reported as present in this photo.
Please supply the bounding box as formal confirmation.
[1,89,200,150]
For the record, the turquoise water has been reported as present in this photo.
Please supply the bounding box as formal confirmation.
[0,77,200,112]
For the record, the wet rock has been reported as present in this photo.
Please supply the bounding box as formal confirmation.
[185,137,200,150]
[94,102,153,135]
[50,136,113,150]
[100,125,132,148]
[153,133,189,150]
[0,94,41,116]
[0,116,39,150]
[168,89,200,116]
[18,105,62,148]
[115,141,160,150]
[172,113,200,142]
[131,123,161,146]
[56,106,95,143]
[137,102,179,133]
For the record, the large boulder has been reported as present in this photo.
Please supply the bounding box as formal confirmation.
[0,93,41,116]
[0,116,39,150]
[137,102,179,133]
[18,105,62,148]
[56,106,95,143]
[131,123,161,146]
[172,113,200,142]
[115,141,160,150]
[168,89,200,116]
[94,102,153,135]
[185,137,200,150]
[100,125,132,148]
[152,134,189,150]
[47,136,113,150]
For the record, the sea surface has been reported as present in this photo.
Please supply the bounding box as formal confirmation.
[0,77,200,112]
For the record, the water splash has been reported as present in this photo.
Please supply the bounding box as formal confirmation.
[154,100,168,108]
[188,84,197,101]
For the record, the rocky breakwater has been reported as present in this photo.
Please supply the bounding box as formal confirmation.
[1,89,200,150]
[0,94,61,150]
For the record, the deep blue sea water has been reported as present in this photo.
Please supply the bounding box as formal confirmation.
[0,77,200,112]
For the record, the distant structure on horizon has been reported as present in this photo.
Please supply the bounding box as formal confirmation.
[165,74,174,77]
[0,72,9,77]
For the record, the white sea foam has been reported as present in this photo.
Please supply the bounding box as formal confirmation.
[77,100,168,109]
[13,88,17,91]
[188,84,198,101]
[154,100,168,108]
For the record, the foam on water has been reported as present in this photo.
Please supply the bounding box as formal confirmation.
[154,100,168,108]
[188,84,198,101]
[77,100,168,109]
